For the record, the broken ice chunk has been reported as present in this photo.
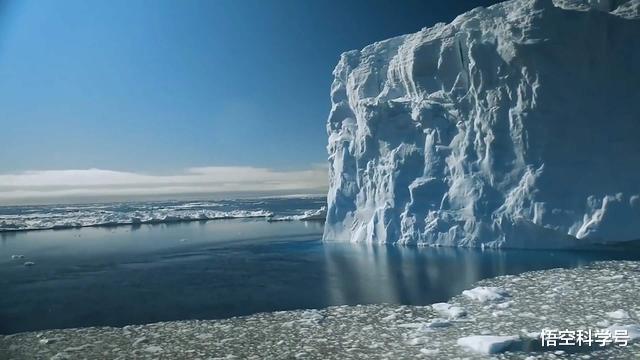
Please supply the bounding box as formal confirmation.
[457,335,519,355]
[462,287,510,303]
[431,303,467,319]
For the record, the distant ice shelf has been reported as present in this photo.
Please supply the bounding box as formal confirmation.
[268,207,327,222]
[0,199,327,232]
[323,0,640,248]
[0,209,273,232]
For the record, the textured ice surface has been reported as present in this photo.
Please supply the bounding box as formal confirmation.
[3,261,640,359]
[323,0,640,247]
[268,206,327,221]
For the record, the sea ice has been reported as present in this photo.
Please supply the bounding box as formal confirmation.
[267,207,327,222]
[431,303,467,319]
[606,309,631,320]
[0,198,330,233]
[3,261,640,359]
[462,286,510,303]
[418,348,439,355]
[422,318,451,329]
[607,324,640,341]
[143,345,163,353]
[456,335,519,355]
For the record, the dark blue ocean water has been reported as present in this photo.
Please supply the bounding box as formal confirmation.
[1,197,639,334]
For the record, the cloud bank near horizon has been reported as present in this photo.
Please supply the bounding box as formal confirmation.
[0,165,328,204]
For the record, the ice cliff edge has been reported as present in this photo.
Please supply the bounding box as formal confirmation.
[323,0,640,248]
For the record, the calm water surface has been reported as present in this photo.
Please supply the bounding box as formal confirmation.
[1,219,639,334]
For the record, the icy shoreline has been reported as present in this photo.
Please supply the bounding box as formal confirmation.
[3,261,640,359]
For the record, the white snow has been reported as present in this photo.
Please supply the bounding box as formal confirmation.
[323,0,640,248]
[462,286,510,303]
[456,335,519,355]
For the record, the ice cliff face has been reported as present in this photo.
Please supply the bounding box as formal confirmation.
[323,0,640,248]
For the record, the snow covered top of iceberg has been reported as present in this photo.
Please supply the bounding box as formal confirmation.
[323,0,640,248]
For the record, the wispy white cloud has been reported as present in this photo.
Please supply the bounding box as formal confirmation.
[0,165,328,204]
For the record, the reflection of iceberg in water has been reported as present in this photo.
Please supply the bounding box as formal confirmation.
[322,244,597,307]
[323,244,495,305]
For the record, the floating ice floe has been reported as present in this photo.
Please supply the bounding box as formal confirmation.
[431,302,467,319]
[457,335,520,355]
[422,318,451,330]
[23,261,35,267]
[143,345,163,354]
[607,309,631,320]
[607,324,640,341]
[418,348,439,355]
[462,286,510,303]
[38,337,62,345]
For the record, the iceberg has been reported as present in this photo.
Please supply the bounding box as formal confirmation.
[323,0,640,248]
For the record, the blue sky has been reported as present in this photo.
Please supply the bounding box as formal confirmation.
[0,0,499,203]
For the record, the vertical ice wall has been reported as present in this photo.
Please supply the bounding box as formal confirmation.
[323,0,640,248]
